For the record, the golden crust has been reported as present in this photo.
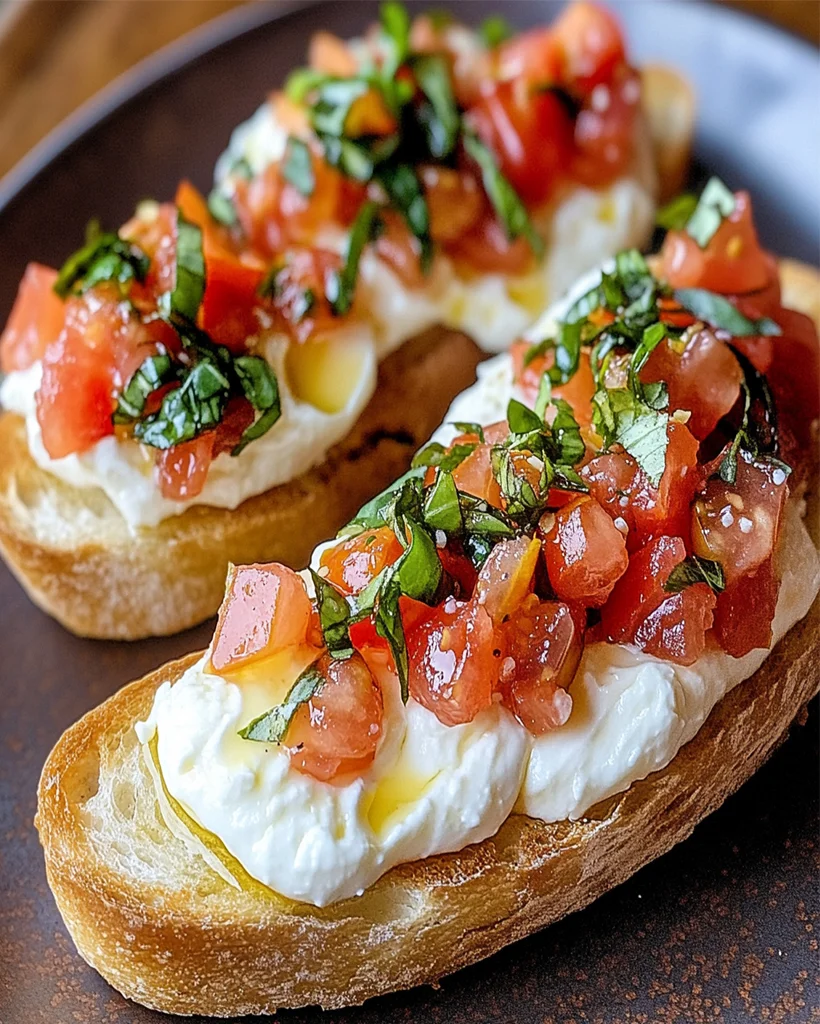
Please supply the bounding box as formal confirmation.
[0,328,482,639]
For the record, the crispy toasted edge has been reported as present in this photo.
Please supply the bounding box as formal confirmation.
[0,327,483,639]
[642,64,696,203]
[35,259,820,1014]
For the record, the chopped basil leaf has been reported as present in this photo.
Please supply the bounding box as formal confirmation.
[685,176,735,248]
[310,78,370,136]
[113,354,173,424]
[423,471,462,533]
[629,321,669,409]
[282,137,315,197]
[327,200,382,315]
[321,132,399,182]
[378,164,433,271]
[396,519,443,604]
[506,397,543,435]
[54,227,150,298]
[525,320,583,385]
[593,386,669,487]
[450,421,485,442]
[491,445,547,520]
[664,555,726,595]
[134,359,230,449]
[551,398,586,468]
[238,663,324,743]
[207,189,238,227]
[163,210,206,322]
[479,14,514,47]
[655,192,698,231]
[718,346,781,483]
[412,440,477,472]
[675,288,781,338]
[412,53,460,160]
[459,495,516,538]
[463,131,544,258]
[345,467,426,533]
[310,570,354,658]
[231,355,282,454]
[285,66,331,103]
[380,0,411,80]
[534,373,552,421]
[374,573,409,701]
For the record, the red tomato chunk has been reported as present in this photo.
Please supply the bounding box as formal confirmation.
[0,263,65,373]
[541,495,628,606]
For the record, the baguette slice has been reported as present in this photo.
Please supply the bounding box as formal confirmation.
[0,327,482,639]
[36,261,820,1015]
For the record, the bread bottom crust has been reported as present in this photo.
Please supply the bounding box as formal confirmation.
[0,327,482,639]
[35,590,819,1015]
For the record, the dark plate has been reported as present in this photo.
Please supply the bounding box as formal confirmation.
[0,3,817,1022]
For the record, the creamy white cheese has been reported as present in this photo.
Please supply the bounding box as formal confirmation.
[136,651,528,906]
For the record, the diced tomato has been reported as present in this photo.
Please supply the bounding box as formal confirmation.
[581,421,700,550]
[513,343,597,430]
[437,540,479,598]
[641,328,743,440]
[548,1,627,93]
[345,88,397,137]
[212,396,255,456]
[374,211,426,289]
[467,79,574,206]
[660,191,773,296]
[35,290,151,459]
[713,555,780,658]
[308,30,358,75]
[421,166,483,243]
[122,202,177,304]
[210,563,315,673]
[286,652,383,782]
[264,247,347,343]
[349,596,434,663]
[600,534,685,642]
[496,26,563,87]
[156,434,215,501]
[0,263,65,372]
[451,442,504,507]
[233,153,364,257]
[445,210,536,276]
[692,450,788,586]
[541,495,628,606]
[498,595,581,733]
[473,535,541,623]
[319,526,404,597]
[760,307,820,466]
[407,597,498,726]
[632,583,716,665]
[570,67,640,187]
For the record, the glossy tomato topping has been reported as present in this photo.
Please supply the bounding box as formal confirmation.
[499,595,580,733]
[319,526,404,597]
[660,191,773,295]
[286,652,383,782]
[407,597,498,726]
[513,344,596,430]
[692,451,788,585]
[541,494,628,606]
[211,563,315,673]
[712,555,779,658]
[451,443,504,508]
[422,166,483,243]
[444,209,536,276]
[474,535,541,623]
[632,583,716,666]
[0,263,65,373]
[641,328,743,441]
[600,534,685,643]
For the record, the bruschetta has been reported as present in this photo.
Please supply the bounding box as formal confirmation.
[36,183,820,1014]
[0,1,693,638]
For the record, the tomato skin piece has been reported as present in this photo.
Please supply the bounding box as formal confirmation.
[659,191,772,295]
[437,541,478,599]
[498,596,581,733]
[641,329,743,441]
[156,434,215,501]
[542,495,629,607]
[692,451,788,586]
[374,211,426,290]
[570,68,640,188]
[600,535,686,643]
[467,79,574,206]
[0,263,65,373]
[474,535,541,623]
[210,563,315,674]
[319,527,404,597]
[548,1,627,93]
[265,247,347,343]
[286,652,383,783]
[421,166,483,243]
[632,584,716,666]
[451,442,504,508]
[407,597,498,727]
[713,556,779,658]
[445,210,535,276]
[513,344,596,430]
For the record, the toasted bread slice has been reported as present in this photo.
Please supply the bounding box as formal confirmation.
[35,261,820,1014]
[0,328,482,639]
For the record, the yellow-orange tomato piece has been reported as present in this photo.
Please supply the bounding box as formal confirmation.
[308,30,358,75]
[421,166,483,243]
[451,443,503,508]
[211,564,314,673]
[474,535,541,624]
[542,495,629,607]
[286,653,383,782]
[319,527,404,597]
[345,89,397,137]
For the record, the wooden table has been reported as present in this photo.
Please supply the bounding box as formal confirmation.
[0,0,816,182]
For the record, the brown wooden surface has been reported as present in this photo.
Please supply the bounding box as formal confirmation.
[0,0,817,182]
